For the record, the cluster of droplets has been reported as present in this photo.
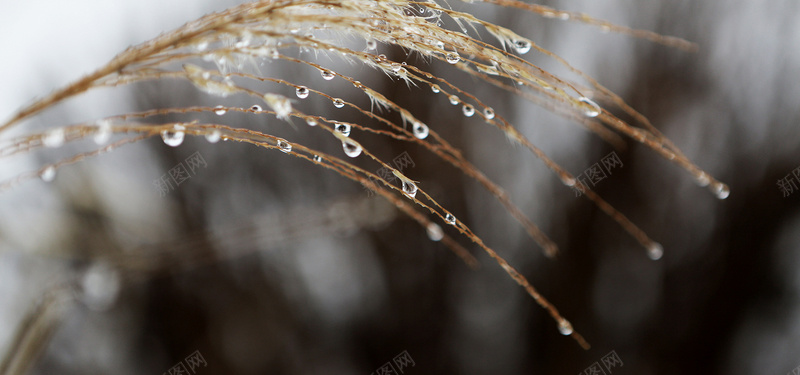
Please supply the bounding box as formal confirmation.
[161,124,186,147]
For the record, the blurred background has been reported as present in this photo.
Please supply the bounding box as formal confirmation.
[1,0,799,374]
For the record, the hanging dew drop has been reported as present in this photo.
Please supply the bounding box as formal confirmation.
[713,183,730,200]
[332,98,345,108]
[647,242,664,260]
[321,70,335,80]
[342,139,362,157]
[696,172,711,187]
[205,130,221,143]
[445,52,460,64]
[483,107,495,119]
[313,155,323,163]
[214,105,227,115]
[335,123,351,137]
[250,105,262,112]
[431,84,440,94]
[557,319,574,335]
[578,97,601,117]
[426,223,443,242]
[391,63,401,72]
[296,86,309,99]
[444,213,456,225]
[306,118,318,126]
[277,139,292,153]
[448,95,459,105]
[161,124,186,147]
[39,166,56,182]
[412,122,429,139]
[93,121,112,145]
[402,180,418,198]
[43,128,65,148]
[513,40,532,54]
[462,104,475,117]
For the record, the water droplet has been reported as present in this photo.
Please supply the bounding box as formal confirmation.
[483,107,495,119]
[321,70,335,80]
[696,172,711,187]
[448,95,459,105]
[43,128,65,148]
[435,41,444,49]
[214,105,227,115]
[342,139,362,157]
[250,104,262,112]
[161,124,186,147]
[313,155,323,163]
[366,39,377,50]
[80,262,121,311]
[578,97,601,117]
[557,319,574,335]
[402,180,418,198]
[277,139,292,153]
[445,52,460,64]
[462,104,475,117]
[513,40,531,54]
[444,213,456,225]
[296,86,309,99]
[93,121,112,145]
[391,62,402,72]
[412,122,429,139]
[431,85,440,93]
[426,223,443,241]
[205,130,221,143]
[332,98,345,108]
[563,176,577,186]
[335,123,351,137]
[647,242,664,260]
[306,118,318,126]
[713,183,730,200]
[39,166,56,182]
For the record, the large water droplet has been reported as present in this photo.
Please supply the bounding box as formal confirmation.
[448,95,459,105]
[39,166,56,182]
[426,223,443,241]
[277,139,292,153]
[513,40,532,54]
[402,180,418,198]
[483,107,495,119]
[321,69,335,80]
[161,124,186,147]
[43,128,65,148]
[306,118,318,126]
[93,121,112,145]
[250,104,262,112]
[366,39,377,50]
[313,154,323,163]
[205,130,221,143]
[214,105,227,115]
[296,86,309,99]
[342,139,362,157]
[647,242,664,260]
[578,97,601,117]
[462,104,475,117]
[557,319,574,335]
[335,123,351,137]
[444,213,456,225]
[431,84,440,94]
[445,51,460,64]
[413,122,429,139]
[332,98,345,108]
[713,183,730,200]
[391,62,402,72]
